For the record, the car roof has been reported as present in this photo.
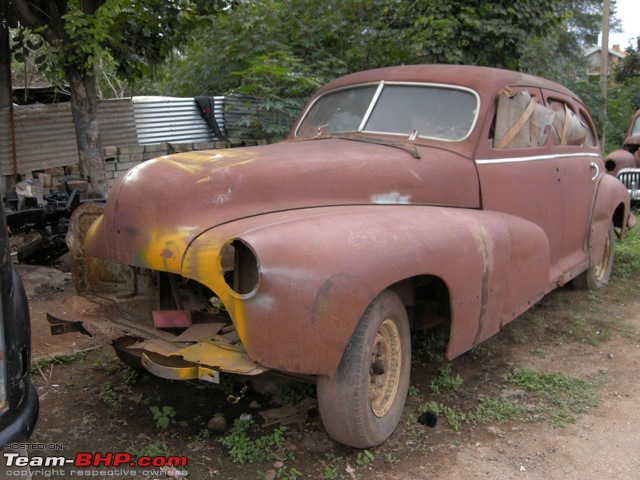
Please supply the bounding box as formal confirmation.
[316,64,577,100]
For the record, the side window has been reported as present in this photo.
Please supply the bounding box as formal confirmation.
[547,99,590,147]
[491,88,554,148]
[578,110,597,147]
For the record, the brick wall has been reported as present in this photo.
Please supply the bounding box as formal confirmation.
[102,139,265,189]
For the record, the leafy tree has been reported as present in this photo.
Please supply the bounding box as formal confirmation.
[231,52,322,142]
[615,38,640,82]
[151,0,612,95]
[5,0,227,196]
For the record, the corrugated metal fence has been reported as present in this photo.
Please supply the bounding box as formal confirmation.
[0,94,281,177]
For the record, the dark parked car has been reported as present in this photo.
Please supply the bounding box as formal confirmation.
[0,201,38,445]
[69,65,634,448]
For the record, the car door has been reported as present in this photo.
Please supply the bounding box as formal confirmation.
[475,86,566,284]
[541,90,601,279]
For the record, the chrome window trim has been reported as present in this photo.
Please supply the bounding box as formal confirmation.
[295,80,481,142]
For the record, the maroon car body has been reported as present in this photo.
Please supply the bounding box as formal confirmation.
[72,65,634,448]
[611,109,640,199]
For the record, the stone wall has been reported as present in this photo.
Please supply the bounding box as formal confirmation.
[102,139,265,189]
[11,139,266,197]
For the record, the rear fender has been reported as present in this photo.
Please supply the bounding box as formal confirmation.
[588,174,632,269]
[183,206,550,375]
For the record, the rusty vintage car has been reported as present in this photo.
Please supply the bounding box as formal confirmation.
[68,65,634,448]
[608,109,640,199]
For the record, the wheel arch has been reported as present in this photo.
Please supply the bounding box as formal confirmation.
[184,206,549,376]
[588,173,633,269]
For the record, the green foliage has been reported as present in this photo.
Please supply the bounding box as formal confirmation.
[467,397,525,423]
[355,449,374,467]
[274,380,315,406]
[231,52,321,142]
[614,215,640,280]
[275,465,303,479]
[408,384,420,398]
[219,420,290,464]
[98,381,121,409]
[30,351,89,376]
[412,327,448,367]
[149,405,176,429]
[418,367,602,431]
[429,363,464,394]
[566,77,640,155]
[121,367,140,386]
[420,401,467,432]
[323,465,339,479]
[615,38,640,82]
[126,440,171,459]
[507,367,600,426]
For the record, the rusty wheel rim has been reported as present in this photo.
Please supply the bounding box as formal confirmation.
[595,232,612,283]
[369,318,402,417]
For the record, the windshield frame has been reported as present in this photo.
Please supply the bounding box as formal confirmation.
[294,81,481,143]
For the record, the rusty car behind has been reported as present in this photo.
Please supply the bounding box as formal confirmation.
[608,109,640,200]
[68,65,634,448]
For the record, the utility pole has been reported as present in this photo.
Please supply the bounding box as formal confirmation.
[599,0,610,146]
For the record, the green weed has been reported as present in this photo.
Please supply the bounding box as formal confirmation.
[355,449,374,466]
[408,384,420,398]
[30,351,89,376]
[429,363,463,394]
[412,328,448,367]
[275,465,303,479]
[121,367,140,386]
[219,419,290,464]
[275,381,315,405]
[323,465,339,479]
[127,440,171,459]
[98,381,121,409]
[507,367,599,427]
[149,405,176,429]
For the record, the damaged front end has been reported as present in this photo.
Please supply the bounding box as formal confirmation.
[66,202,268,384]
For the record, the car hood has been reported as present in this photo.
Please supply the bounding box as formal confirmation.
[86,137,480,270]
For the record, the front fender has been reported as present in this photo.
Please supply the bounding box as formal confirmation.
[183,206,550,375]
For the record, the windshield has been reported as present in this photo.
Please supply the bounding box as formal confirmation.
[633,115,640,137]
[296,83,479,142]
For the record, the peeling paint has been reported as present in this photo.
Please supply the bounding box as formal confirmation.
[213,186,233,206]
[371,192,411,204]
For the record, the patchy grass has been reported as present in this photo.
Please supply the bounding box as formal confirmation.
[30,350,90,376]
[506,367,602,427]
[218,419,291,464]
[415,367,604,432]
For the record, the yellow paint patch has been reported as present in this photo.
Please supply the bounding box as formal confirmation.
[181,239,250,347]
[141,230,191,273]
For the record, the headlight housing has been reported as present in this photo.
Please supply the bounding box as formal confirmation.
[220,239,260,296]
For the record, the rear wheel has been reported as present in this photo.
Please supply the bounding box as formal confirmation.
[573,222,615,290]
[317,289,411,448]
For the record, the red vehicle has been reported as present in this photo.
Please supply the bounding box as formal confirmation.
[609,109,640,199]
[69,65,634,448]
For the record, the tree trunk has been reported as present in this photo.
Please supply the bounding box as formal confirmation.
[66,65,106,197]
[0,19,12,108]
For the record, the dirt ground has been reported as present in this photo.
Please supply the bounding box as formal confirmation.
[4,255,640,480]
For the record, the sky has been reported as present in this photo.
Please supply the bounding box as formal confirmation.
[607,0,640,49]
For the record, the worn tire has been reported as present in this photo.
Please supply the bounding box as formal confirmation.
[573,222,615,290]
[317,289,411,448]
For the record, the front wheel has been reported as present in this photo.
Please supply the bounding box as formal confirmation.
[317,289,411,448]
[573,222,615,290]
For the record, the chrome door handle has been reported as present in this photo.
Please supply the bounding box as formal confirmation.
[590,162,599,181]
